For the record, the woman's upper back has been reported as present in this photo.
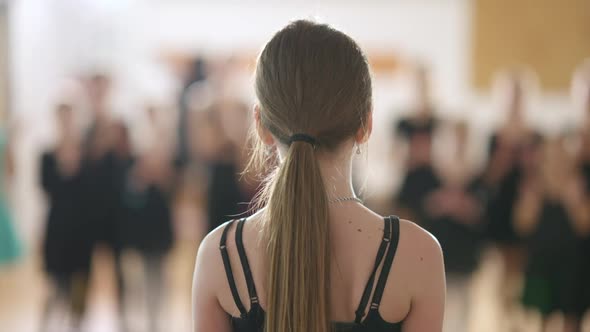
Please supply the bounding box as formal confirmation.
[193,206,445,332]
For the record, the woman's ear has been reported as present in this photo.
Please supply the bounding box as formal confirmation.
[254,105,275,146]
[355,112,373,144]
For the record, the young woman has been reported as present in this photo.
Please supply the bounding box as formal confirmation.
[572,61,590,326]
[483,70,542,314]
[192,20,445,332]
[40,103,89,331]
[423,122,485,332]
[195,102,247,232]
[514,138,589,332]
[119,107,174,332]
[392,64,440,219]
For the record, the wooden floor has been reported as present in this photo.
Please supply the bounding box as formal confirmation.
[2,236,588,332]
[0,239,198,332]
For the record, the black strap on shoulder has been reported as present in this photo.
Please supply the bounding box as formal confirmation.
[219,220,247,317]
[235,218,260,306]
[369,216,400,311]
[354,217,393,324]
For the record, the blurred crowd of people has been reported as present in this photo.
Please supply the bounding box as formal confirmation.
[392,62,590,332]
[36,59,257,332]
[0,53,589,332]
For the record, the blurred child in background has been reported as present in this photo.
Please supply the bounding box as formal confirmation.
[484,70,542,312]
[514,137,589,332]
[394,64,442,224]
[423,122,486,332]
[40,103,88,331]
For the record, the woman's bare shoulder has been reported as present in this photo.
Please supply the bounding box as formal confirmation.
[194,221,236,286]
[198,213,265,261]
[388,219,445,330]
[193,221,236,331]
[362,209,441,249]
[199,221,230,255]
[398,218,442,255]
[357,209,442,263]
[396,218,444,277]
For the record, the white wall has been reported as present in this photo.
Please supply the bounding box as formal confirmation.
[10,0,579,123]
[9,0,472,112]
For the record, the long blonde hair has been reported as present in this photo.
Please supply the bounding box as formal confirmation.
[247,20,372,332]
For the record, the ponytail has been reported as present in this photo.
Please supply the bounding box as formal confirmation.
[250,19,373,332]
[264,140,331,332]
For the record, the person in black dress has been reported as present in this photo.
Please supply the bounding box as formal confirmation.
[484,71,541,244]
[483,70,542,310]
[107,121,137,332]
[176,57,208,171]
[572,62,590,323]
[514,138,589,332]
[419,122,486,332]
[395,132,440,224]
[393,64,441,224]
[112,122,135,251]
[40,103,89,331]
[80,74,121,251]
[79,73,128,330]
[424,122,486,274]
[192,103,246,231]
[119,107,174,332]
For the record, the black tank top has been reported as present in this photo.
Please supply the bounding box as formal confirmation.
[219,216,403,332]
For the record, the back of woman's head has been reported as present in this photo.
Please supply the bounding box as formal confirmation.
[255,20,372,149]
[250,20,372,332]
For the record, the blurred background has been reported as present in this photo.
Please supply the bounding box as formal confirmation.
[0,0,589,331]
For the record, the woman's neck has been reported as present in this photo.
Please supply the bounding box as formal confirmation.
[317,152,356,200]
[275,141,358,200]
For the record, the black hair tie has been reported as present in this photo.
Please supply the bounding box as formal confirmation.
[288,133,318,148]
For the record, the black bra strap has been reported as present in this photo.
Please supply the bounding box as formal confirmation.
[236,218,259,305]
[219,220,247,317]
[354,217,392,324]
[369,216,400,311]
